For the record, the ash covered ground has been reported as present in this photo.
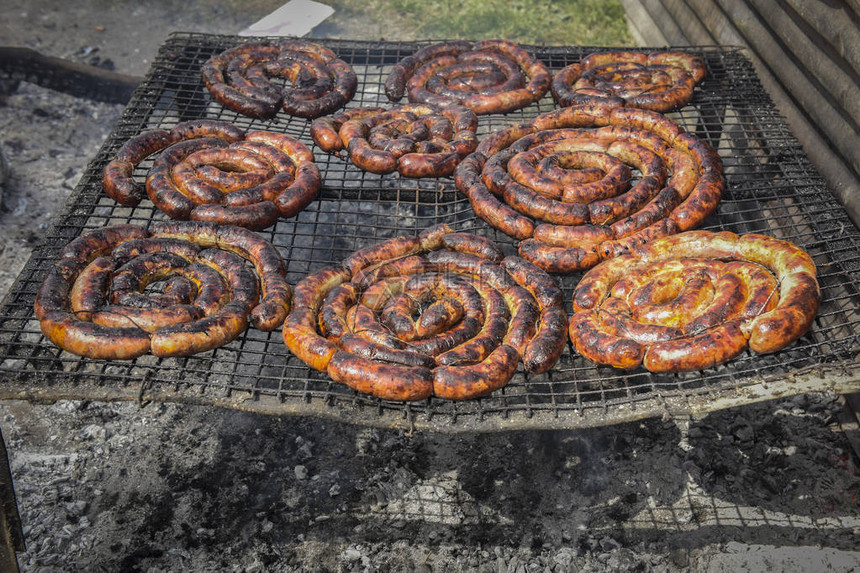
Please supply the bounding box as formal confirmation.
[0,2,859,571]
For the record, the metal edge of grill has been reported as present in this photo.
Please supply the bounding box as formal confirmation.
[0,32,857,433]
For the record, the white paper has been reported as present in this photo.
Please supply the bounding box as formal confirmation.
[239,0,335,37]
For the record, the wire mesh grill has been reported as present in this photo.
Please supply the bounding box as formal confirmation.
[0,33,858,432]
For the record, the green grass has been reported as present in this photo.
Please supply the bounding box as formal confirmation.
[325,0,633,45]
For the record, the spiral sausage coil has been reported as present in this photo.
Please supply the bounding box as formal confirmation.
[310,104,479,177]
[282,224,567,401]
[454,104,724,273]
[551,51,707,112]
[202,40,358,119]
[568,230,819,372]
[384,40,551,115]
[34,221,291,360]
[103,119,321,231]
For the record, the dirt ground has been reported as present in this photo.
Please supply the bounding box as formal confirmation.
[0,2,859,571]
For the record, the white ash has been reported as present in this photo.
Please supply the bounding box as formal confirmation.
[1,393,858,571]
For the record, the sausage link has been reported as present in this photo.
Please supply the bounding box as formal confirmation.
[385,40,549,115]
[310,107,388,153]
[150,220,291,331]
[68,256,114,320]
[642,322,747,372]
[568,230,818,372]
[500,256,568,373]
[283,307,339,372]
[202,41,357,119]
[284,229,566,400]
[385,41,472,101]
[315,104,478,177]
[107,121,319,231]
[103,129,176,206]
[457,100,723,272]
[38,311,152,360]
[339,334,435,369]
[434,281,508,367]
[518,239,604,273]
[734,234,820,353]
[36,221,288,359]
[432,344,520,400]
[552,50,706,112]
[440,232,505,262]
[569,310,645,370]
[328,352,434,401]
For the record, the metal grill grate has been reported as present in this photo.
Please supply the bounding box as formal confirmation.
[0,33,857,432]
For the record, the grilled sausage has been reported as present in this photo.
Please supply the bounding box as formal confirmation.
[501,256,568,373]
[642,322,748,372]
[149,248,258,357]
[385,41,472,101]
[37,312,154,361]
[551,50,707,112]
[105,120,320,231]
[432,344,520,400]
[454,102,723,272]
[312,104,478,178]
[150,220,291,331]
[202,40,357,119]
[35,221,290,359]
[310,107,388,153]
[732,233,820,353]
[282,226,565,400]
[328,351,434,401]
[385,40,550,115]
[567,230,818,372]
[102,120,248,208]
[454,153,535,240]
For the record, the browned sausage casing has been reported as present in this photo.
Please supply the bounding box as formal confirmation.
[34,221,291,360]
[282,224,566,401]
[551,51,707,112]
[202,40,358,119]
[454,103,723,272]
[384,40,551,115]
[103,120,321,231]
[310,103,478,178]
[567,230,819,373]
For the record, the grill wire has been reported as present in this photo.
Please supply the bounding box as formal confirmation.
[0,33,857,432]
